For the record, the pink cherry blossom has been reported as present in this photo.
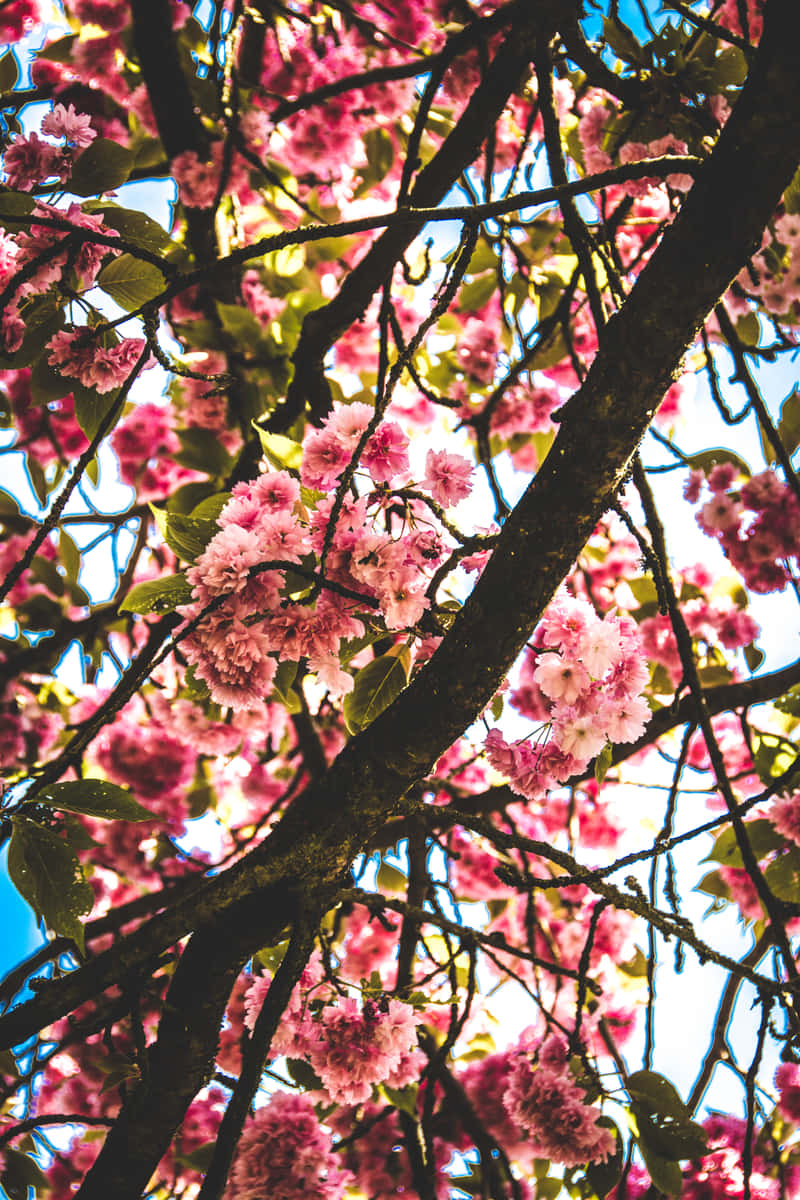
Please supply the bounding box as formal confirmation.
[422,448,474,508]
[40,103,96,148]
[227,1091,351,1200]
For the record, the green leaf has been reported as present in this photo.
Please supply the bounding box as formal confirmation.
[363,126,395,180]
[73,383,123,442]
[86,202,186,262]
[594,742,613,785]
[376,859,407,893]
[603,16,645,65]
[777,387,800,458]
[744,641,765,673]
[705,818,784,868]
[0,190,36,230]
[535,1179,563,1200]
[176,1141,217,1173]
[150,505,219,562]
[686,447,751,478]
[216,301,263,348]
[587,1118,624,1198]
[37,33,77,62]
[765,848,800,904]
[96,253,167,311]
[696,869,730,900]
[627,1071,689,1122]
[59,528,81,584]
[7,817,94,951]
[0,301,63,371]
[252,425,303,471]
[0,50,20,93]
[709,46,748,89]
[190,492,231,521]
[784,164,800,216]
[618,946,649,977]
[272,658,302,713]
[381,1082,419,1116]
[286,1057,325,1091]
[636,1136,683,1197]
[29,352,73,405]
[343,648,411,735]
[120,573,194,615]
[735,309,761,347]
[459,273,497,314]
[752,730,800,788]
[1,1147,51,1200]
[34,779,155,822]
[173,426,233,476]
[69,138,134,197]
[635,1109,707,1160]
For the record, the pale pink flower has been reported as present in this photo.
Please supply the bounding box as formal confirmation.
[422,448,474,508]
[600,694,651,743]
[768,794,800,847]
[308,650,354,699]
[302,427,351,490]
[307,996,419,1105]
[189,525,265,596]
[3,131,62,190]
[552,710,608,762]
[533,652,590,703]
[40,103,96,148]
[381,577,428,629]
[775,1062,800,1122]
[324,400,373,448]
[576,617,622,676]
[362,421,409,484]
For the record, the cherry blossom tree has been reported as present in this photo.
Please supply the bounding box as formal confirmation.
[1,1,800,1198]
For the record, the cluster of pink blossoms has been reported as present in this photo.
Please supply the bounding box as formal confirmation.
[47,327,146,395]
[179,402,478,709]
[1,102,96,192]
[484,595,651,799]
[689,463,800,593]
[227,1091,351,1200]
[461,1032,613,1170]
[244,959,421,1106]
[0,202,119,353]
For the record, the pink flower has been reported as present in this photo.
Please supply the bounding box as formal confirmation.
[534,652,590,703]
[307,996,419,1105]
[599,694,651,743]
[776,1062,800,1122]
[422,448,474,508]
[227,1091,351,1200]
[769,794,800,847]
[503,1040,614,1167]
[301,427,351,490]
[362,421,409,484]
[48,329,146,394]
[40,103,96,148]
[552,709,608,762]
[3,131,63,191]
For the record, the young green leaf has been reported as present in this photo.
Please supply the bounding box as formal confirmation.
[7,817,94,951]
[120,573,194,615]
[68,138,135,196]
[343,648,411,735]
[34,779,155,822]
[96,253,167,311]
